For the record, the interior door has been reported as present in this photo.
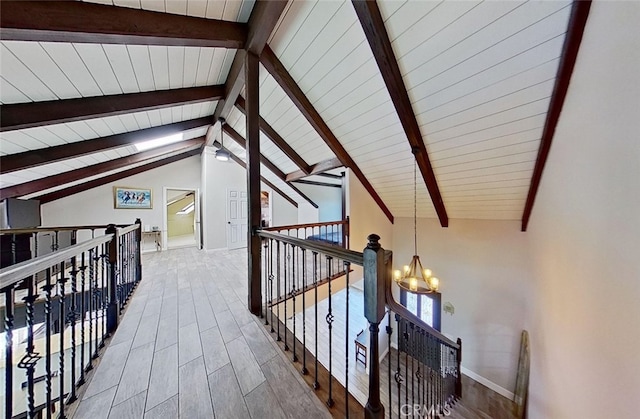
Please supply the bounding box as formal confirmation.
[227,189,248,250]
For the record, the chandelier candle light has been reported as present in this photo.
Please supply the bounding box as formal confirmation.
[393,148,440,294]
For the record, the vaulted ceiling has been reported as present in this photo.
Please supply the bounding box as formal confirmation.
[0,0,590,230]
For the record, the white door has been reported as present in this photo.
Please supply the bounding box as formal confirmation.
[193,189,202,249]
[227,189,247,249]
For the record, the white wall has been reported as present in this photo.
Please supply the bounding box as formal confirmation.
[269,189,298,227]
[392,218,531,395]
[296,183,343,222]
[347,170,393,251]
[201,147,246,250]
[42,156,201,236]
[525,3,640,417]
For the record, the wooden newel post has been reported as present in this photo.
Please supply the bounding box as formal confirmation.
[363,234,386,419]
[135,219,142,284]
[105,224,119,334]
[456,337,462,398]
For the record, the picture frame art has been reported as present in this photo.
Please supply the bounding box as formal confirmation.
[114,186,152,209]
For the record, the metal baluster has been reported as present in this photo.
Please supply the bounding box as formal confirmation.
[100,243,107,345]
[313,251,319,390]
[284,244,289,352]
[58,262,67,418]
[395,315,402,419]
[291,245,298,362]
[326,255,334,408]
[19,277,40,419]
[87,248,95,365]
[404,321,409,411]
[263,239,269,323]
[344,261,350,418]
[411,323,415,409]
[4,286,15,419]
[386,313,392,419]
[301,249,308,375]
[67,252,79,404]
[269,239,275,333]
[43,268,53,419]
[276,241,281,342]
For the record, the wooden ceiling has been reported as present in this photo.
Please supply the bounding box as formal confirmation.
[0,0,591,230]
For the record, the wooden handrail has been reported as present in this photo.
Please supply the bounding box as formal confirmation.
[0,224,131,234]
[257,229,363,265]
[0,234,113,289]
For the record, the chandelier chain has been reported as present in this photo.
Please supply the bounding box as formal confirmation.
[414,158,417,255]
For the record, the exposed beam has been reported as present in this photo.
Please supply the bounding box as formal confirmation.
[223,125,286,180]
[260,46,393,223]
[0,117,211,174]
[292,180,342,188]
[222,124,318,209]
[35,149,202,204]
[1,86,223,132]
[521,1,591,231]
[210,0,288,138]
[235,96,311,174]
[285,158,343,182]
[0,1,246,48]
[352,0,447,227]
[1,138,204,200]
[214,141,298,209]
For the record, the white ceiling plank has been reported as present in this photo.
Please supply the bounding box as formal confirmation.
[140,0,164,13]
[268,0,318,57]
[0,138,29,154]
[206,48,226,85]
[0,43,57,102]
[117,114,141,132]
[74,43,122,95]
[103,44,140,93]
[132,110,152,130]
[168,47,185,89]
[0,76,29,104]
[84,118,116,137]
[195,48,215,85]
[4,41,82,100]
[113,0,140,9]
[217,49,236,85]
[204,0,225,20]
[166,0,187,16]
[183,47,200,87]
[101,115,129,135]
[63,121,99,140]
[222,0,243,21]
[149,46,170,90]
[146,109,163,127]
[127,45,156,92]
[187,0,207,18]
[45,124,85,144]
[159,108,173,125]
[39,42,104,98]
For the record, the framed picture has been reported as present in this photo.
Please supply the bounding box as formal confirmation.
[114,186,152,209]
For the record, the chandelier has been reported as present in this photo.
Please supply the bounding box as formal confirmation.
[393,149,440,294]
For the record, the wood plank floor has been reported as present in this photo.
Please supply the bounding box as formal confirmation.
[70,247,331,419]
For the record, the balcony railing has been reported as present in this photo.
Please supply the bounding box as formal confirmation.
[256,227,461,418]
[1,220,142,419]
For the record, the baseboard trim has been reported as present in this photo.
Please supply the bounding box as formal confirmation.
[461,366,515,401]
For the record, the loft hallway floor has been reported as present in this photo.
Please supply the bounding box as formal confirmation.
[70,247,331,419]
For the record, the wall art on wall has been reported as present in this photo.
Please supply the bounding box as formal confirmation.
[114,186,152,209]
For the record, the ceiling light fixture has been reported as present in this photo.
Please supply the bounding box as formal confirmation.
[135,133,183,152]
[394,148,440,294]
[215,118,230,161]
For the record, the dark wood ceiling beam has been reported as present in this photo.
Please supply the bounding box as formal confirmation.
[521,1,592,231]
[1,86,223,132]
[0,117,211,174]
[223,124,286,180]
[285,157,342,182]
[214,140,298,208]
[292,179,342,188]
[352,0,447,227]
[260,45,394,223]
[235,96,311,174]
[0,1,246,48]
[209,0,288,139]
[1,138,204,200]
[35,148,202,204]
[222,124,318,209]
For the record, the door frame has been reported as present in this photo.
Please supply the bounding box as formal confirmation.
[163,186,201,250]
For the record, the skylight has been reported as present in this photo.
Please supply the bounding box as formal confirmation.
[135,133,184,152]
[177,202,195,215]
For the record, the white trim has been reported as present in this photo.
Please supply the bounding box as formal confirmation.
[460,366,515,401]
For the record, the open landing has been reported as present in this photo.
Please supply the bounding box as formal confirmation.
[70,247,330,419]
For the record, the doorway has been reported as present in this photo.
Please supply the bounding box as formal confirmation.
[164,187,200,250]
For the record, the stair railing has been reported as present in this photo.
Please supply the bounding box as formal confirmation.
[256,229,461,418]
[0,220,142,419]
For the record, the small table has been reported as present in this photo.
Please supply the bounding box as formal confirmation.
[355,329,367,367]
[142,230,162,251]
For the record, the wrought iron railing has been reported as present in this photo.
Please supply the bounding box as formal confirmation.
[262,217,349,248]
[1,221,142,419]
[256,229,461,418]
